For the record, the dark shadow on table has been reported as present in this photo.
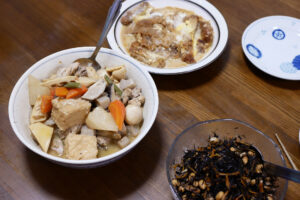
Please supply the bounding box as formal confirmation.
[243,54,300,90]
[152,43,231,91]
[25,121,163,200]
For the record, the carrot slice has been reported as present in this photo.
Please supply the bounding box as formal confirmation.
[66,85,87,99]
[50,87,56,97]
[109,100,125,131]
[41,95,53,114]
[55,87,68,97]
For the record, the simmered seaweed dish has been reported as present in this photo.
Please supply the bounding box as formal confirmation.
[28,62,145,160]
[121,2,214,69]
[172,135,278,200]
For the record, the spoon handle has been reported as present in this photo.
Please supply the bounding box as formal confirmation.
[265,161,300,183]
[90,0,123,60]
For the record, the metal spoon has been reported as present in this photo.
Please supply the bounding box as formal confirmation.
[249,145,300,183]
[74,0,123,70]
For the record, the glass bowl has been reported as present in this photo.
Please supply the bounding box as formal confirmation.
[166,119,288,200]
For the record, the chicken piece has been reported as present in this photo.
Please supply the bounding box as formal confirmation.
[41,76,77,87]
[74,66,88,77]
[128,95,145,107]
[131,87,142,98]
[96,69,109,80]
[81,79,107,101]
[51,98,91,131]
[30,96,47,124]
[56,62,80,77]
[81,125,95,136]
[96,136,111,149]
[121,88,132,105]
[65,125,82,135]
[119,79,136,90]
[49,135,64,156]
[86,66,99,80]
[117,136,130,148]
[96,95,110,109]
[64,134,98,160]
[127,125,140,137]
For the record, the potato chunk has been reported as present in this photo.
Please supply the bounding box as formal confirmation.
[64,134,98,160]
[29,122,53,152]
[51,98,91,131]
[85,107,118,132]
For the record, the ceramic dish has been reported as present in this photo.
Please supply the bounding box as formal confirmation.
[107,0,228,75]
[166,119,288,200]
[9,47,159,168]
[242,16,300,80]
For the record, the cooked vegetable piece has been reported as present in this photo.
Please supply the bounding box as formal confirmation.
[49,135,64,156]
[41,76,77,87]
[55,87,68,97]
[85,107,118,132]
[77,77,96,87]
[64,82,80,88]
[28,75,50,105]
[104,74,113,84]
[41,95,53,114]
[125,104,143,125]
[109,100,126,131]
[114,84,123,96]
[30,96,47,124]
[29,122,53,152]
[66,85,87,99]
[51,98,91,131]
[112,66,126,80]
[81,79,107,100]
[64,134,98,160]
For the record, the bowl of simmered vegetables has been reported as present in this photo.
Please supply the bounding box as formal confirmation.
[9,47,158,168]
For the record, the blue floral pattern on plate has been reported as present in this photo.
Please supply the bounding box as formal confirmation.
[272,29,285,40]
[246,44,262,58]
[292,55,300,70]
[280,62,297,73]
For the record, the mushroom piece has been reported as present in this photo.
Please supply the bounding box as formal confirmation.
[81,79,107,100]
[125,104,143,125]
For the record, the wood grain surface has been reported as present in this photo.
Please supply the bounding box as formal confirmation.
[0,0,299,199]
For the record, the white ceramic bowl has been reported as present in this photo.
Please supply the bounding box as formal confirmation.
[8,47,159,168]
[107,0,228,75]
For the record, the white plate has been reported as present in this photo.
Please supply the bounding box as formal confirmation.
[242,16,300,80]
[107,0,228,75]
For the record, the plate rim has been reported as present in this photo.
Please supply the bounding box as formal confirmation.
[241,15,300,81]
[107,0,228,75]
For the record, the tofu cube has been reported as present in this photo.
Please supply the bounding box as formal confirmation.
[64,134,98,160]
[51,98,91,131]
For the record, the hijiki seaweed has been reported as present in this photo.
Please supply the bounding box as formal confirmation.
[172,135,278,200]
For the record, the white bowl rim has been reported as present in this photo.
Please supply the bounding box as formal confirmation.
[107,0,229,75]
[8,47,159,165]
[241,15,300,81]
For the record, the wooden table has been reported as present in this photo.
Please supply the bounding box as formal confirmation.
[0,0,299,199]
